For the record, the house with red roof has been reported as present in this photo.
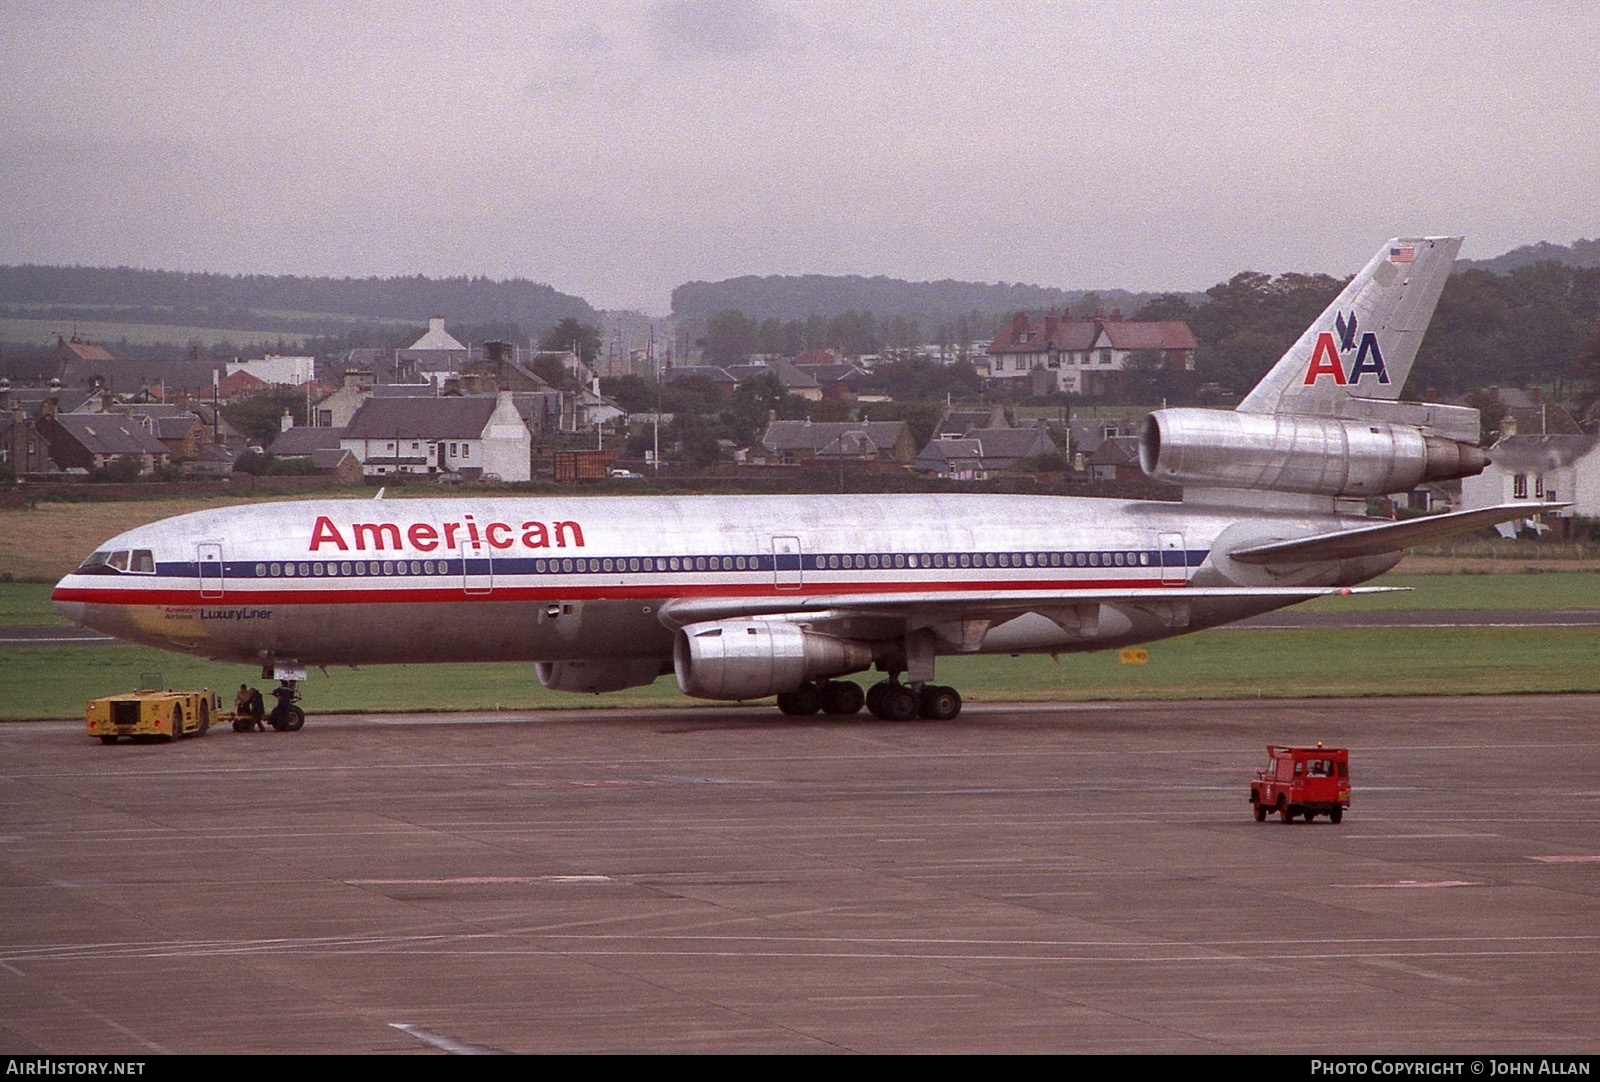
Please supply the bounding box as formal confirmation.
[986,312,1196,396]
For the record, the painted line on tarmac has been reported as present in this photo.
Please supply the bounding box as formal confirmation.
[1335,880,1480,889]
[13,930,1600,966]
[349,875,615,885]
[1531,855,1600,863]
[390,1023,494,1055]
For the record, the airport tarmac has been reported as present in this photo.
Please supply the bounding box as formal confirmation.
[3,695,1600,1054]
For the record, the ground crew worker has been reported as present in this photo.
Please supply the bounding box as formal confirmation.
[236,684,265,731]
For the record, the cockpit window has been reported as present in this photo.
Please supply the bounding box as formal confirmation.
[72,549,156,575]
[74,552,117,575]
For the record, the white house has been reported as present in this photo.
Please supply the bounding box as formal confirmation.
[1460,434,1600,536]
[225,354,316,387]
[342,392,531,481]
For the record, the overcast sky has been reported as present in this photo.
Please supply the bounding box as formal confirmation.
[2,1,1596,314]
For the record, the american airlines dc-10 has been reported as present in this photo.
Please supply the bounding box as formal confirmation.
[53,238,1553,720]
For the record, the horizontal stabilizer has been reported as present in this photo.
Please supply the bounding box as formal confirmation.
[659,584,1400,629]
[1228,503,1567,566]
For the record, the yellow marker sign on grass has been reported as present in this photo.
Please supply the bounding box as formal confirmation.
[1119,647,1149,665]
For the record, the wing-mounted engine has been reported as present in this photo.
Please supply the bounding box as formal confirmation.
[536,659,669,694]
[674,619,874,701]
[1139,407,1487,498]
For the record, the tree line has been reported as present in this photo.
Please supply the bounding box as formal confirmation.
[0,265,598,334]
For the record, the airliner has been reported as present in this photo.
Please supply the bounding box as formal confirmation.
[52,237,1548,720]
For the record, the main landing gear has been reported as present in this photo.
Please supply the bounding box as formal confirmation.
[267,679,306,732]
[775,679,963,720]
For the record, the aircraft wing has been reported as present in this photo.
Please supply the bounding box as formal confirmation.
[658,584,1400,632]
[1227,502,1567,566]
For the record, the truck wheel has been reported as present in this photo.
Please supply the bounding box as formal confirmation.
[99,735,117,745]
[197,700,210,736]
[1253,800,1266,822]
[1278,799,1293,823]
[1330,807,1343,824]
[168,704,184,741]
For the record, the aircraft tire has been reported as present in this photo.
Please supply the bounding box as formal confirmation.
[865,682,888,716]
[878,685,920,722]
[918,686,962,721]
[821,681,865,716]
[271,705,306,732]
[777,685,822,716]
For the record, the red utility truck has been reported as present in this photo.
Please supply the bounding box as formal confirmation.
[1250,744,1350,823]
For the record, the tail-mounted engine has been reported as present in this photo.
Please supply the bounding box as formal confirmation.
[1139,408,1488,498]
[674,619,874,701]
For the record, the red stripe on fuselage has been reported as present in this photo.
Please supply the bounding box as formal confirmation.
[53,576,1173,608]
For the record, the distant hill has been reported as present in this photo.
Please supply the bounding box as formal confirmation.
[0,265,599,339]
[671,274,1182,323]
[1457,238,1600,275]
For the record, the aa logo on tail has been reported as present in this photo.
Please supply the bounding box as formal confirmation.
[1303,311,1389,386]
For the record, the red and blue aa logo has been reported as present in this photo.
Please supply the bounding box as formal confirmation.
[1302,311,1390,386]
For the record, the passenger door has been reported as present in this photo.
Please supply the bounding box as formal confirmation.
[772,536,802,591]
[197,542,224,599]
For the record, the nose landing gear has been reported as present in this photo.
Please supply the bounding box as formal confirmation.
[268,680,306,732]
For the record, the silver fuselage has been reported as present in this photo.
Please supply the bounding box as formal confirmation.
[51,492,1396,670]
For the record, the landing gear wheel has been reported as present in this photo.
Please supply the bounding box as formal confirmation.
[776,683,823,716]
[865,682,888,716]
[876,685,920,721]
[918,685,962,720]
[1279,799,1293,824]
[820,680,865,716]
[270,704,306,732]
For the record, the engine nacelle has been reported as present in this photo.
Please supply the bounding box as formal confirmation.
[674,619,874,701]
[1139,408,1488,497]
[536,659,666,694]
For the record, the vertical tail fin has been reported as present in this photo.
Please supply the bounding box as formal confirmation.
[1236,236,1461,416]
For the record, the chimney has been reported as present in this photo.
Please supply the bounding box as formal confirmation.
[429,316,446,336]
[281,408,294,433]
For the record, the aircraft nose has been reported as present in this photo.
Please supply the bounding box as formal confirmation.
[51,579,86,625]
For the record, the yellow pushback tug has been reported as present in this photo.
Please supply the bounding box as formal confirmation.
[86,674,216,745]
